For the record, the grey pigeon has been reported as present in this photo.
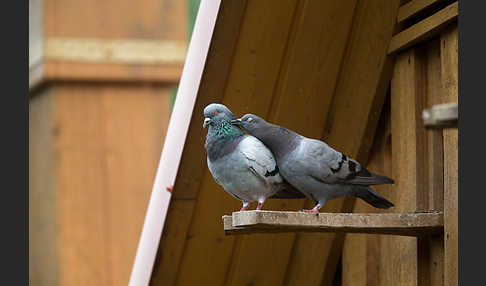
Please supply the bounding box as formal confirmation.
[203,104,303,211]
[232,114,394,213]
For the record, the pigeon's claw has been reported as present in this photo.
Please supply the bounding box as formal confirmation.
[256,202,264,211]
[240,202,250,211]
[302,204,321,213]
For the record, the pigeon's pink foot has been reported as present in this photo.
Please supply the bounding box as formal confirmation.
[302,204,321,213]
[240,202,250,211]
[256,202,264,210]
[166,185,174,193]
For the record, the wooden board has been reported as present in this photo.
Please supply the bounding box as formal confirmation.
[29,84,171,286]
[397,0,444,23]
[29,89,59,286]
[342,108,390,286]
[388,1,458,54]
[223,211,444,236]
[441,24,458,286]
[386,48,424,286]
[30,0,187,89]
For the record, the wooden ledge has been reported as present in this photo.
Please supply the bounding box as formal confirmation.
[223,210,443,236]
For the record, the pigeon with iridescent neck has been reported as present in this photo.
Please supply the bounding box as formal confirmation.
[232,114,395,213]
[203,104,303,211]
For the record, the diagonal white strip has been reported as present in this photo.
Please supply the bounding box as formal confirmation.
[128,1,222,285]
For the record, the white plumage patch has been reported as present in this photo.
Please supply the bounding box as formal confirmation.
[207,135,283,203]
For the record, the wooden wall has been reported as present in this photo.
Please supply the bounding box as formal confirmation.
[29,0,187,285]
[342,23,458,286]
[149,0,458,286]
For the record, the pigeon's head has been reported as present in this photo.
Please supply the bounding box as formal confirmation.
[231,114,267,135]
[203,103,236,128]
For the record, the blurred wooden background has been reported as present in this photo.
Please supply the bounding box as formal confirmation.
[29,0,193,285]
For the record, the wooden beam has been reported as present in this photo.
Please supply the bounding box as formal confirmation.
[441,24,458,286]
[422,102,458,128]
[223,211,444,236]
[43,38,187,64]
[397,0,444,24]
[388,1,458,54]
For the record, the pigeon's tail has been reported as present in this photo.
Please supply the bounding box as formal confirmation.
[353,187,394,209]
[343,169,395,186]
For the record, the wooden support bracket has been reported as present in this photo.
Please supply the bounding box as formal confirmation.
[423,102,458,128]
[223,210,443,237]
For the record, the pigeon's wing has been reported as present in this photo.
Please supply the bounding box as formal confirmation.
[237,136,283,186]
[299,139,394,185]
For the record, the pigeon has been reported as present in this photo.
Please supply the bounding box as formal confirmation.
[232,114,395,213]
[203,104,303,211]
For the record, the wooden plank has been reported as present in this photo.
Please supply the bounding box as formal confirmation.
[48,84,170,286]
[44,38,187,64]
[29,89,59,286]
[384,47,426,286]
[44,60,182,83]
[423,102,458,128]
[388,1,457,54]
[223,211,444,236]
[424,39,445,286]
[150,200,196,286]
[283,1,401,285]
[33,0,187,90]
[97,86,171,286]
[397,0,444,24]
[44,0,186,41]
[441,24,458,286]
[343,112,390,286]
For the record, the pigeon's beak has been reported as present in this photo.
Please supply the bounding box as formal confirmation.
[203,117,211,128]
[231,118,242,126]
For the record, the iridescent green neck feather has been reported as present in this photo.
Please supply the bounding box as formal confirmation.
[212,120,244,140]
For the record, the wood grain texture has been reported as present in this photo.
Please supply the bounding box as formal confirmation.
[29,84,171,286]
[386,48,426,286]
[29,89,59,286]
[441,24,458,286]
[31,0,187,89]
[397,0,444,23]
[224,211,443,236]
[423,39,445,286]
[44,0,186,41]
[388,1,457,54]
[342,111,389,286]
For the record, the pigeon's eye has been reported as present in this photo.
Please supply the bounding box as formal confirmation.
[246,117,253,122]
